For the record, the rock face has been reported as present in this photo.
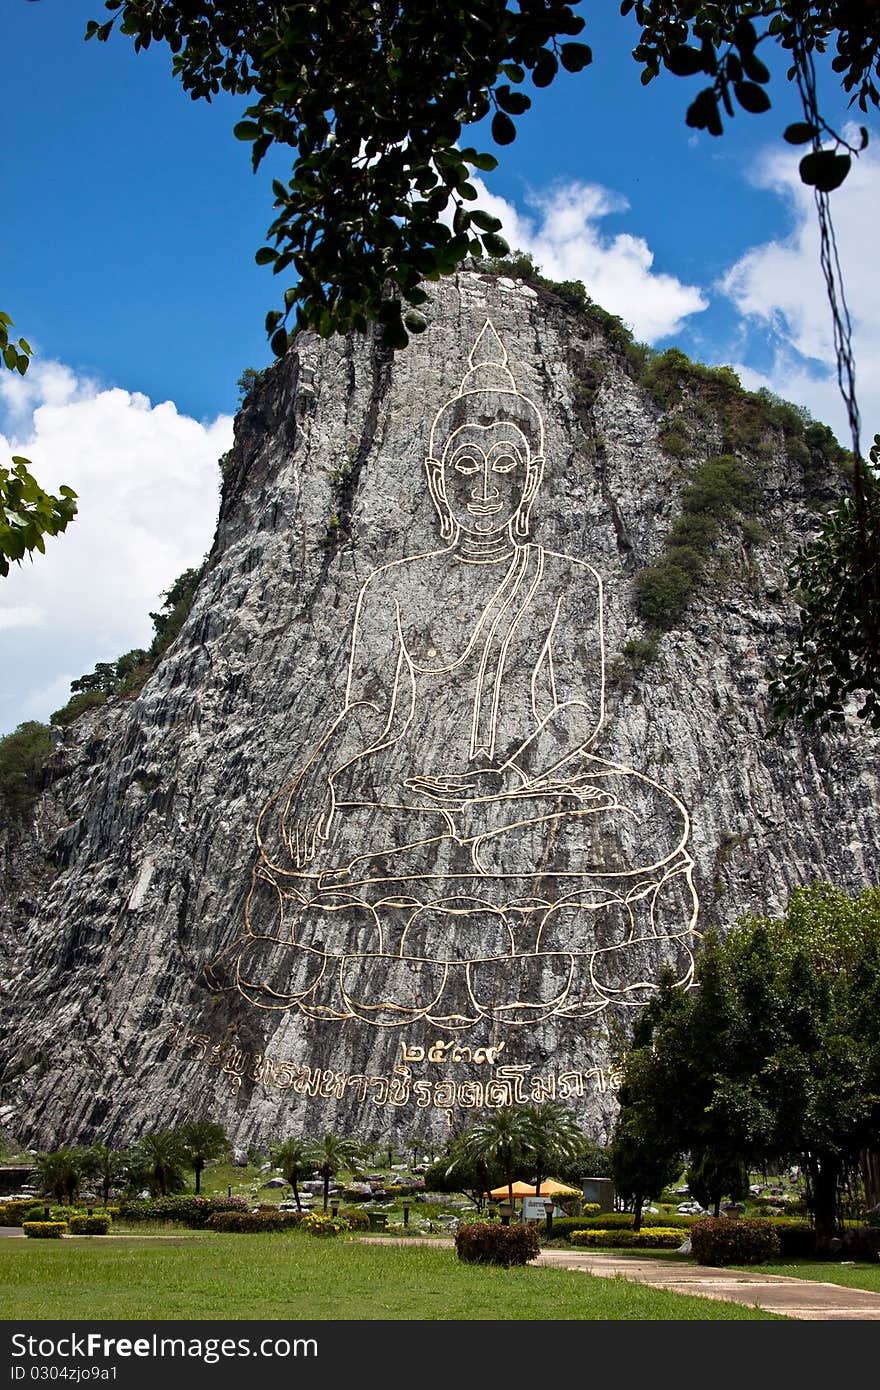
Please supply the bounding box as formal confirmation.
[1,268,878,1148]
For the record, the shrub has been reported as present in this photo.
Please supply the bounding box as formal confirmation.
[690,1217,781,1266]
[570,1227,684,1249]
[51,689,107,727]
[0,1200,45,1227]
[207,1210,304,1233]
[337,1206,370,1230]
[455,1222,541,1268]
[68,1214,112,1235]
[0,721,54,818]
[771,1218,816,1259]
[552,1212,693,1242]
[118,1195,248,1228]
[22,1222,67,1239]
[301,1211,349,1237]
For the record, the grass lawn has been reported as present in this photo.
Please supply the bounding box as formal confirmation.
[0,1233,780,1320]
[731,1260,880,1294]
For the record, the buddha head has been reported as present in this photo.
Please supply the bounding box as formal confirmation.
[425,321,545,543]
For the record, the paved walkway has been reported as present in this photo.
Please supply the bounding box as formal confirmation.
[369,1236,880,1320]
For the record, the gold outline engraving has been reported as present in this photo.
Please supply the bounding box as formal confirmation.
[206,321,700,1028]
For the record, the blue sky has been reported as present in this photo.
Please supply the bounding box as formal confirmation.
[1,0,878,734]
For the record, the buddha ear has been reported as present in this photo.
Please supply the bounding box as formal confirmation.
[425,457,455,541]
[514,455,544,537]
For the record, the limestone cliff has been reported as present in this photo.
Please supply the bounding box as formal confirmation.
[1,268,876,1148]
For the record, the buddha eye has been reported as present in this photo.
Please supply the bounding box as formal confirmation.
[492,454,519,474]
[453,454,481,475]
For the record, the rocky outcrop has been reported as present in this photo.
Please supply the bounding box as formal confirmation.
[1,268,876,1149]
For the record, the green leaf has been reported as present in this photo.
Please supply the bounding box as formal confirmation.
[560,43,592,74]
[491,112,516,146]
[403,310,427,333]
[255,247,278,265]
[270,327,290,357]
[733,82,771,114]
[784,122,819,146]
[482,232,510,257]
[470,210,502,233]
[799,150,851,193]
[665,46,705,77]
[495,86,530,116]
[532,50,558,88]
[233,121,261,141]
[461,149,498,173]
[741,52,770,84]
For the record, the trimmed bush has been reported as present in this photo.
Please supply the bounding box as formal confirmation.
[118,1195,248,1228]
[22,1222,67,1239]
[207,1210,304,1233]
[570,1227,684,1249]
[455,1222,541,1268]
[337,1206,370,1231]
[0,1200,45,1227]
[690,1217,781,1266]
[771,1218,816,1259]
[552,1212,693,1242]
[68,1214,112,1235]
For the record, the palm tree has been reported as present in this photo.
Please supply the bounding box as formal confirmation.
[35,1146,86,1206]
[307,1132,363,1212]
[82,1143,128,1207]
[461,1108,534,1210]
[135,1131,187,1197]
[272,1137,313,1211]
[522,1102,584,1196]
[177,1121,229,1194]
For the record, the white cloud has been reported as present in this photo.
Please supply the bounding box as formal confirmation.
[0,605,44,632]
[465,177,708,343]
[0,361,232,734]
[719,135,880,446]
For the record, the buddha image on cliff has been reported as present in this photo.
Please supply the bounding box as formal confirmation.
[206,321,699,1030]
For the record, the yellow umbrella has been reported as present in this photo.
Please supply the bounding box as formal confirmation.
[487,1178,581,1199]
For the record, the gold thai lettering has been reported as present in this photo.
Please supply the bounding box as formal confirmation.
[388,1065,412,1107]
[413,1080,432,1108]
[400,1044,425,1064]
[558,1071,585,1099]
[457,1080,484,1107]
[433,1080,456,1107]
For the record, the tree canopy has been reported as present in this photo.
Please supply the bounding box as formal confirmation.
[90,3,879,351]
[0,312,77,579]
[612,884,880,1242]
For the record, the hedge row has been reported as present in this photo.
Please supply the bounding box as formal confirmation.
[68,1215,112,1235]
[570,1227,685,1250]
[455,1223,541,1268]
[552,1212,694,1242]
[690,1218,781,1266]
[22,1222,67,1239]
[117,1196,249,1228]
[208,1211,304,1233]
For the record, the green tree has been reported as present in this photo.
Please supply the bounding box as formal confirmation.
[35,1146,88,1206]
[134,1130,188,1198]
[0,721,53,820]
[307,1132,363,1212]
[460,1107,534,1210]
[82,1142,129,1208]
[177,1120,228,1194]
[428,1133,503,1212]
[0,313,77,577]
[521,1102,584,1196]
[616,886,880,1244]
[271,1136,313,1211]
[90,4,876,350]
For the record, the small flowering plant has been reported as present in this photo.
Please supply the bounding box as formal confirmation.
[301,1210,349,1237]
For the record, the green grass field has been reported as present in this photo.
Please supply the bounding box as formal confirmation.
[0,1234,780,1320]
[731,1260,880,1294]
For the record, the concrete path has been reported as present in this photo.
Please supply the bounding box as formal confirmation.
[535,1248,880,1320]
[369,1236,880,1320]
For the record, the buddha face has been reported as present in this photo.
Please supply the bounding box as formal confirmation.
[438,422,536,538]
